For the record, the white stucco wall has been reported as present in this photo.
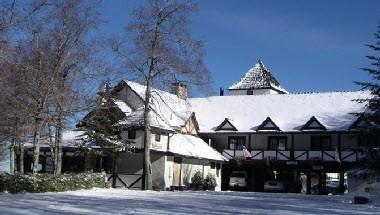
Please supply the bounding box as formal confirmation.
[164,156,222,191]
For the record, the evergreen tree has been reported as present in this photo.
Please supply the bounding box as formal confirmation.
[356,23,380,161]
[81,81,131,187]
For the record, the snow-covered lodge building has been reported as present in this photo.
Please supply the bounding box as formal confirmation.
[85,59,368,193]
[192,61,370,193]
[12,60,370,194]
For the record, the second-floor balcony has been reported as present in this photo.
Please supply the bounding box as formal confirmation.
[222,149,365,162]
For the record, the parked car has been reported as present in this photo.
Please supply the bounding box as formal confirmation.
[229,171,247,189]
[311,181,345,195]
[264,180,287,192]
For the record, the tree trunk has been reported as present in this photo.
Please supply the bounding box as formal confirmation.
[32,117,41,175]
[142,78,153,190]
[47,124,55,173]
[54,115,63,175]
[19,142,24,174]
[10,144,15,174]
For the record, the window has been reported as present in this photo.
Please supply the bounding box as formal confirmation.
[268,136,287,150]
[128,130,136,139]
[210,162,216,169]
[247,90,253,95]
[311,136,331,150]
[228,136,246,150]
[155,134,161,142]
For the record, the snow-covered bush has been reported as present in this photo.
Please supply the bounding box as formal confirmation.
[204,173,217,191]
[190,170,204,190]
[190,171,217,191]
[0,172,107,193]
[347,167,380,195]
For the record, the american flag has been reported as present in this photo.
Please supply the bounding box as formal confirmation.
[335,147,341,162]
[242,145,252,160]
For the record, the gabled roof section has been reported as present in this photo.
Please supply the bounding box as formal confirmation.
[349,115,372,130]
[215,118,238,131]
[113,80,192,131]
[257,117,281,131]
[301,116,326,131]
[228,60,288,94]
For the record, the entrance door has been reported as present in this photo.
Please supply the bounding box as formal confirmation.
[172,157,182,187]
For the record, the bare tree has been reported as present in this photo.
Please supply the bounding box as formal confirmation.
[42,0,101,175]
[0,0,102,174]
[113,0,211,190]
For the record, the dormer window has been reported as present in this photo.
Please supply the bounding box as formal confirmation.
[216,118,238,131]
[257,117,281,131]
[301,116,326,131]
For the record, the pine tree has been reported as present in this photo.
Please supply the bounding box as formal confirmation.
[81,81,131,187]
[356,23,380,161]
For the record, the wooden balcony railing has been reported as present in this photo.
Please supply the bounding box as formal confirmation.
[223,149,364,162]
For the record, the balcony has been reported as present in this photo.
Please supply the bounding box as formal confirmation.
[223,149,365,162]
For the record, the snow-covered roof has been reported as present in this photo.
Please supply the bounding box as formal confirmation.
[116,80,192,130]
[228,60,288,94]
[112,99,132,114]
[166,133,227,161]
[189,91,370,133]
[24,130,87,148]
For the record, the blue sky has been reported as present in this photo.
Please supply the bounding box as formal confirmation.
[100,0,380,95]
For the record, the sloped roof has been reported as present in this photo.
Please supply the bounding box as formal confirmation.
[228,60,288,94]
[165,133,227,161]
[116,80,192,130]
[188,91,370,133]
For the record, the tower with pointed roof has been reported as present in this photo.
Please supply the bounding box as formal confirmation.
[228,60,288,95]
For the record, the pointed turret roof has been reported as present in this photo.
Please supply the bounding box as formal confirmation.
[228,60,288,94]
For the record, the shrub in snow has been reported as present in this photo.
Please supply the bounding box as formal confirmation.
[0,172,106,193]
[204,173,217,191]
[190,170,204,190]
[347,167,380,195]
[190,171,217,191]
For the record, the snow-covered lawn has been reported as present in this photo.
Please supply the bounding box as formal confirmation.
[0,189,379,215]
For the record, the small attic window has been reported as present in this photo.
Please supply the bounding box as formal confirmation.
[155,134,161,142]
[128,130,136,139]
[257,117,281,131]
[215,118,238,131]
[301,116,326,131]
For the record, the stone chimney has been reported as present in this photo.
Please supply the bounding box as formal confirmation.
[171,82,188,100]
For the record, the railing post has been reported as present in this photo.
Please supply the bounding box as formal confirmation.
[291,133,295,160]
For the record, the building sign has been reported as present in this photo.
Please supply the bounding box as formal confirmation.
[286,161,298,165]
[312,165,324,171]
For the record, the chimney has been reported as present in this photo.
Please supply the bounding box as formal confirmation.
[171,82,188,100]
[219,87,224,96]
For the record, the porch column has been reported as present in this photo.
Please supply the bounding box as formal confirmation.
[248,134,252,151]
[306,172,311,194]
[291,134,295,160]
[338,134,342,160]
[318,172,323,195]
[339,170,345,193]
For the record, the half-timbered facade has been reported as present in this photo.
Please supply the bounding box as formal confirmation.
[190,60,371,193]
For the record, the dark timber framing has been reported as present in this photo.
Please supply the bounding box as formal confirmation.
[257,117,281,131]
[216,118,238,131]
[300,116,327,131]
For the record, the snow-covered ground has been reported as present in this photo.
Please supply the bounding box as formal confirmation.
[0,189,379,215]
